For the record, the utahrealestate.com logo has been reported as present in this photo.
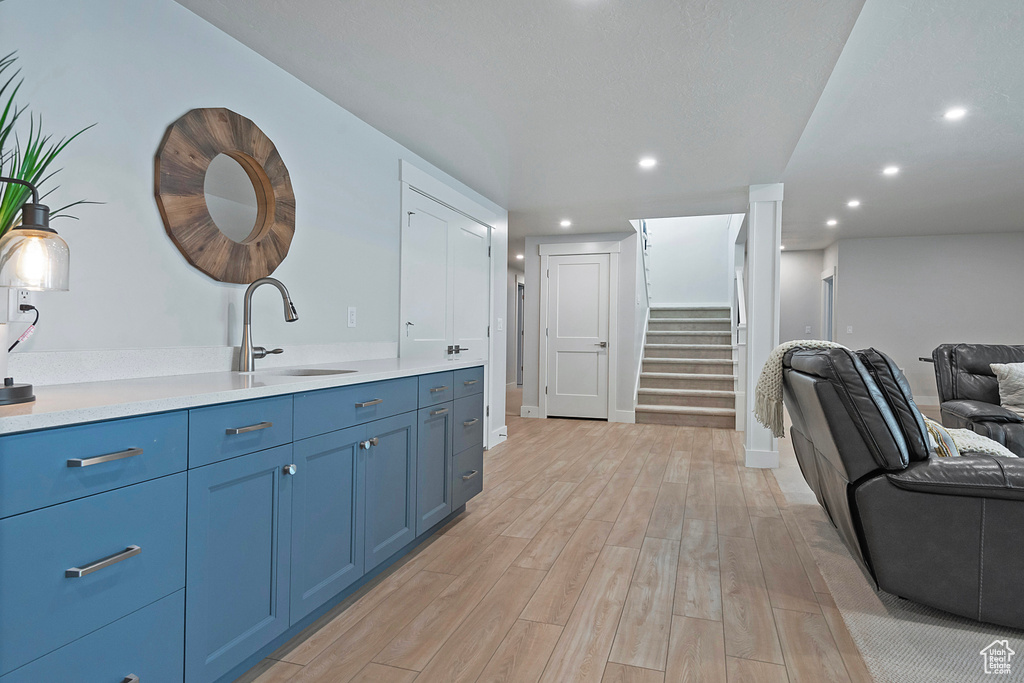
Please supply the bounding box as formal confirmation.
[980,640,1015,675]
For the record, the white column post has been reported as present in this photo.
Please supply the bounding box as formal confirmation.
[744,183,783,468]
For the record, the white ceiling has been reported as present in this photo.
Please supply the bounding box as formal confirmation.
[175,0,865,264]
[782,0,1024,250]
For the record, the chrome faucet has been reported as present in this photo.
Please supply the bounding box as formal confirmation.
[238,277,298,372]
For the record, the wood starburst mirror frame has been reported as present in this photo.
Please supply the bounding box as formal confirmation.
[155,108,295,284]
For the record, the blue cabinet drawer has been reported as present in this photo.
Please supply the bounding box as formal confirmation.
[0,473,186,676]
[294,377,417,440]
[454,366,484,398]
[0,589,185,683]
[452,444,484,509]
[189,395,293,467]
[453,394,485,454]
[0,411,187,519]
[418,371,455,407]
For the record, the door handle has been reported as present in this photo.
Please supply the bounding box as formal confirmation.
[67,447,143,468]
[463,418,479,427]
[226,421,273,435]
[122,676,140,683]
[462,470,479,481]
[431,407,449,416]
[430,386,449,393]
[282,464,297,476]
[66,545,142,578]
[595,341,607,347]
[360,437,380,449]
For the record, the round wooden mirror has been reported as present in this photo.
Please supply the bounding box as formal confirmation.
[155,108,295,284]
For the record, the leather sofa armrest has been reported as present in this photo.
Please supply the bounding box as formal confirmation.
[887,455,1024,501]
[941,399,1024,424]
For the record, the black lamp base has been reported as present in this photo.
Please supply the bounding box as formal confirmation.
[0,380,34,406]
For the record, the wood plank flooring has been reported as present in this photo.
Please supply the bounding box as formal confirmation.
[238,414,871,683]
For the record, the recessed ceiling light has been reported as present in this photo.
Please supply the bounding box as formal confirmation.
[883,166,900,175]
[944,107,967,121]
[560,219,572,228]
[515,254,524,260]
[826,219,838,227]
[638,157,657,169]
[847,199,861,208]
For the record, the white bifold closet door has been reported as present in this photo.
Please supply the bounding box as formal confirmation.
[400,188,490,362]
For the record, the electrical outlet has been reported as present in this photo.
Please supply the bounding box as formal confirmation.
[347,307,357,328]
[805,325,812,334]
[846,325,854,334]
[6,289,33,323]
[497,317,504,331]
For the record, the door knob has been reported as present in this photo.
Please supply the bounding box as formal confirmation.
[595,341,607,347]
[282,464,297,475]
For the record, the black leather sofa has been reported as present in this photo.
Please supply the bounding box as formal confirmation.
[783,346,1024,628]
[932,344,1024,457]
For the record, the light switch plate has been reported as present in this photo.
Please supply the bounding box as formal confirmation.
[347,307,357,327]
[497,317,504,331]
[847,325,854,334]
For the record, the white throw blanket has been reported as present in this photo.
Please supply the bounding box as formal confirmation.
[754,340,846,438]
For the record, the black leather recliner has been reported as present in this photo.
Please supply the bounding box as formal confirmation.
[932,344,1024,456]
[783,346,1024,628]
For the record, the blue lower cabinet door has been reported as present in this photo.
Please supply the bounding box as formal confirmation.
[290,425,365,625]
[0,589,185,683]
[416,404,452,535]
[361,412,418,572]
[0,473,186,676]
[186,445,293,683]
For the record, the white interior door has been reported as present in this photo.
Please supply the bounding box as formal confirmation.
[400,187,490,362]
[399,200,450,359]
[451,216,490,362]
[545,253,610,419]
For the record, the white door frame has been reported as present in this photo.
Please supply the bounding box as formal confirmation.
[399,160,501,446]
[537,240,621,419]
[821,266,836,341]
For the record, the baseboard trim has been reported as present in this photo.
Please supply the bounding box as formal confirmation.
[744,448,779,469]
[521,405,541,418]
[611,409,635,424]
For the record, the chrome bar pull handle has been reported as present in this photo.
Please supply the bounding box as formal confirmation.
[463,418,479,427]
[462,470,479,481]
[463,379,478,386]
[67,447,143,468]
[123,676,140,683]
[66,545,141,578]
[356,398,383,408]
[429,386,449,393]
[431,408,449,416]
[226,421,273,435]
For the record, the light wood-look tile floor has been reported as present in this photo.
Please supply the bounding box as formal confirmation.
[237,414,872,683]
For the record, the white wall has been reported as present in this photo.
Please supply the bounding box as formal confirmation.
[0,0,505,356]
[832,233,1024,404]
[780,250,824,342]
[646,214,734,306]
[506,267,523,385]
[521,231,640,421]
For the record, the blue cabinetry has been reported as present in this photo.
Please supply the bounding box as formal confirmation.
[416,404,453,535]
[185,445,293,683]
[290,426,364,624]
[362,411,418,571]
[0,364,484,683]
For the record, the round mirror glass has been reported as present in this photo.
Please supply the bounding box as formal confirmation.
[204,153,259,242]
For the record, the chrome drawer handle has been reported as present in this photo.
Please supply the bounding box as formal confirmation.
[66,545,141,578]
[430,386,449,393]
[463,379,478,386]
[462,470,479,481]
[123,676,140,683]
[463,418,479,427]
[67,447,143,468]
[431,408,449,416]
[226,421,273,435]
[356,398,383,408]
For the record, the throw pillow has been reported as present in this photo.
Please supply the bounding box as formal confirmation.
[991,362,1024,418]
[923,417,960,458]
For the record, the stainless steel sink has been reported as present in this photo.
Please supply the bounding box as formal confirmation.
[267,369,357,377]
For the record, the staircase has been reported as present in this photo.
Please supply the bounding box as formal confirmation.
[636,306,736,428]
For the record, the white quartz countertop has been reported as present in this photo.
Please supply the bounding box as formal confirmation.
[0,357,487,435]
